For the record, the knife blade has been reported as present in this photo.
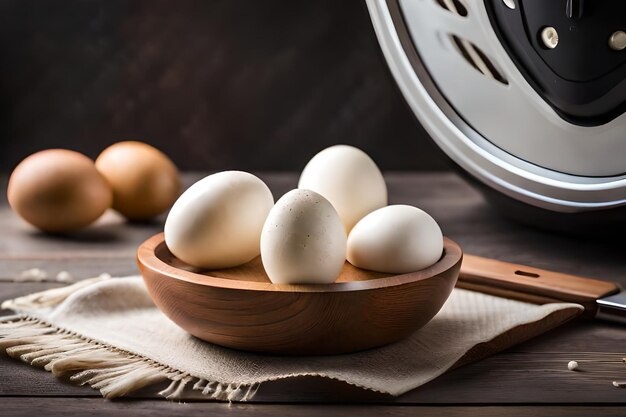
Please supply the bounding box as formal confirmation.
[457,254,624,324]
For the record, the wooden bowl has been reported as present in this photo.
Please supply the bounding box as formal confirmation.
[137,233,463,355]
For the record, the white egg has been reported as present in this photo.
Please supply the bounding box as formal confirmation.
[347,205,443,274]
[164,171,274,269]
[298,145,387,233]
[261,189,347,284]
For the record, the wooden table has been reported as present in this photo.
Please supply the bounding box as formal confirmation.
[1,172,625,416]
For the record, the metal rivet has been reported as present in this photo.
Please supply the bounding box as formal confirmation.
[609,31,626,51]
[502,0,515,9]
[540,27,559,49]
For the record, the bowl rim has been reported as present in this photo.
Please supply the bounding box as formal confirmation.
[137,232,462,293]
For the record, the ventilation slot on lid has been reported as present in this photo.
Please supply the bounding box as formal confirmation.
[436,0,468,17]
[450,35,508,85]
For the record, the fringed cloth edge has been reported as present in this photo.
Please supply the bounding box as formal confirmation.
[0,315,261,401]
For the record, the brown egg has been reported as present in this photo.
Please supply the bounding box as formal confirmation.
[8,149,112,233]
[95,141,181,221]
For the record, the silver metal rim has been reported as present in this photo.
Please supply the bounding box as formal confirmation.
[366,0,626,212]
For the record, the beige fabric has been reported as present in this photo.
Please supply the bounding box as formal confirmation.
[1,276,582,400]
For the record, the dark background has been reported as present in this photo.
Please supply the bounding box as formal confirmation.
[0,0,448,172]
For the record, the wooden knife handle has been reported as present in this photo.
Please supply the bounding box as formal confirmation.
[457,254,620,312]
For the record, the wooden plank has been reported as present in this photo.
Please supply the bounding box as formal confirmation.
[1,397,626,417]
[0,258,141,283]
[2,173,624,284]
[1,173,626,408]
[0,358,98,397]
[0,208,162,260]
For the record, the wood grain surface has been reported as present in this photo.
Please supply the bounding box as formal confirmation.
[1,172,626,415]
[0,0,447,173]
[458,254,620,313]
[138,233,461,354]
[3,398,626,417]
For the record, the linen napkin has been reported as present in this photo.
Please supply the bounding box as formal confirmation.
[0,276,582,401]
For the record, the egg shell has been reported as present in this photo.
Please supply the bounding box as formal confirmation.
[7,149,112,233]
[347,205,443,274]
[261,189,347,284]
[164,171,274,269]
[96,141,181,220]
[298,145,387,233]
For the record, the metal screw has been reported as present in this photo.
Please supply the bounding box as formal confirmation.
[609,31,626,51]
[502,0,515,9]
[540,27,559,49]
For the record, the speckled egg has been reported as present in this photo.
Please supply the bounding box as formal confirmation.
[261,189,347,284]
